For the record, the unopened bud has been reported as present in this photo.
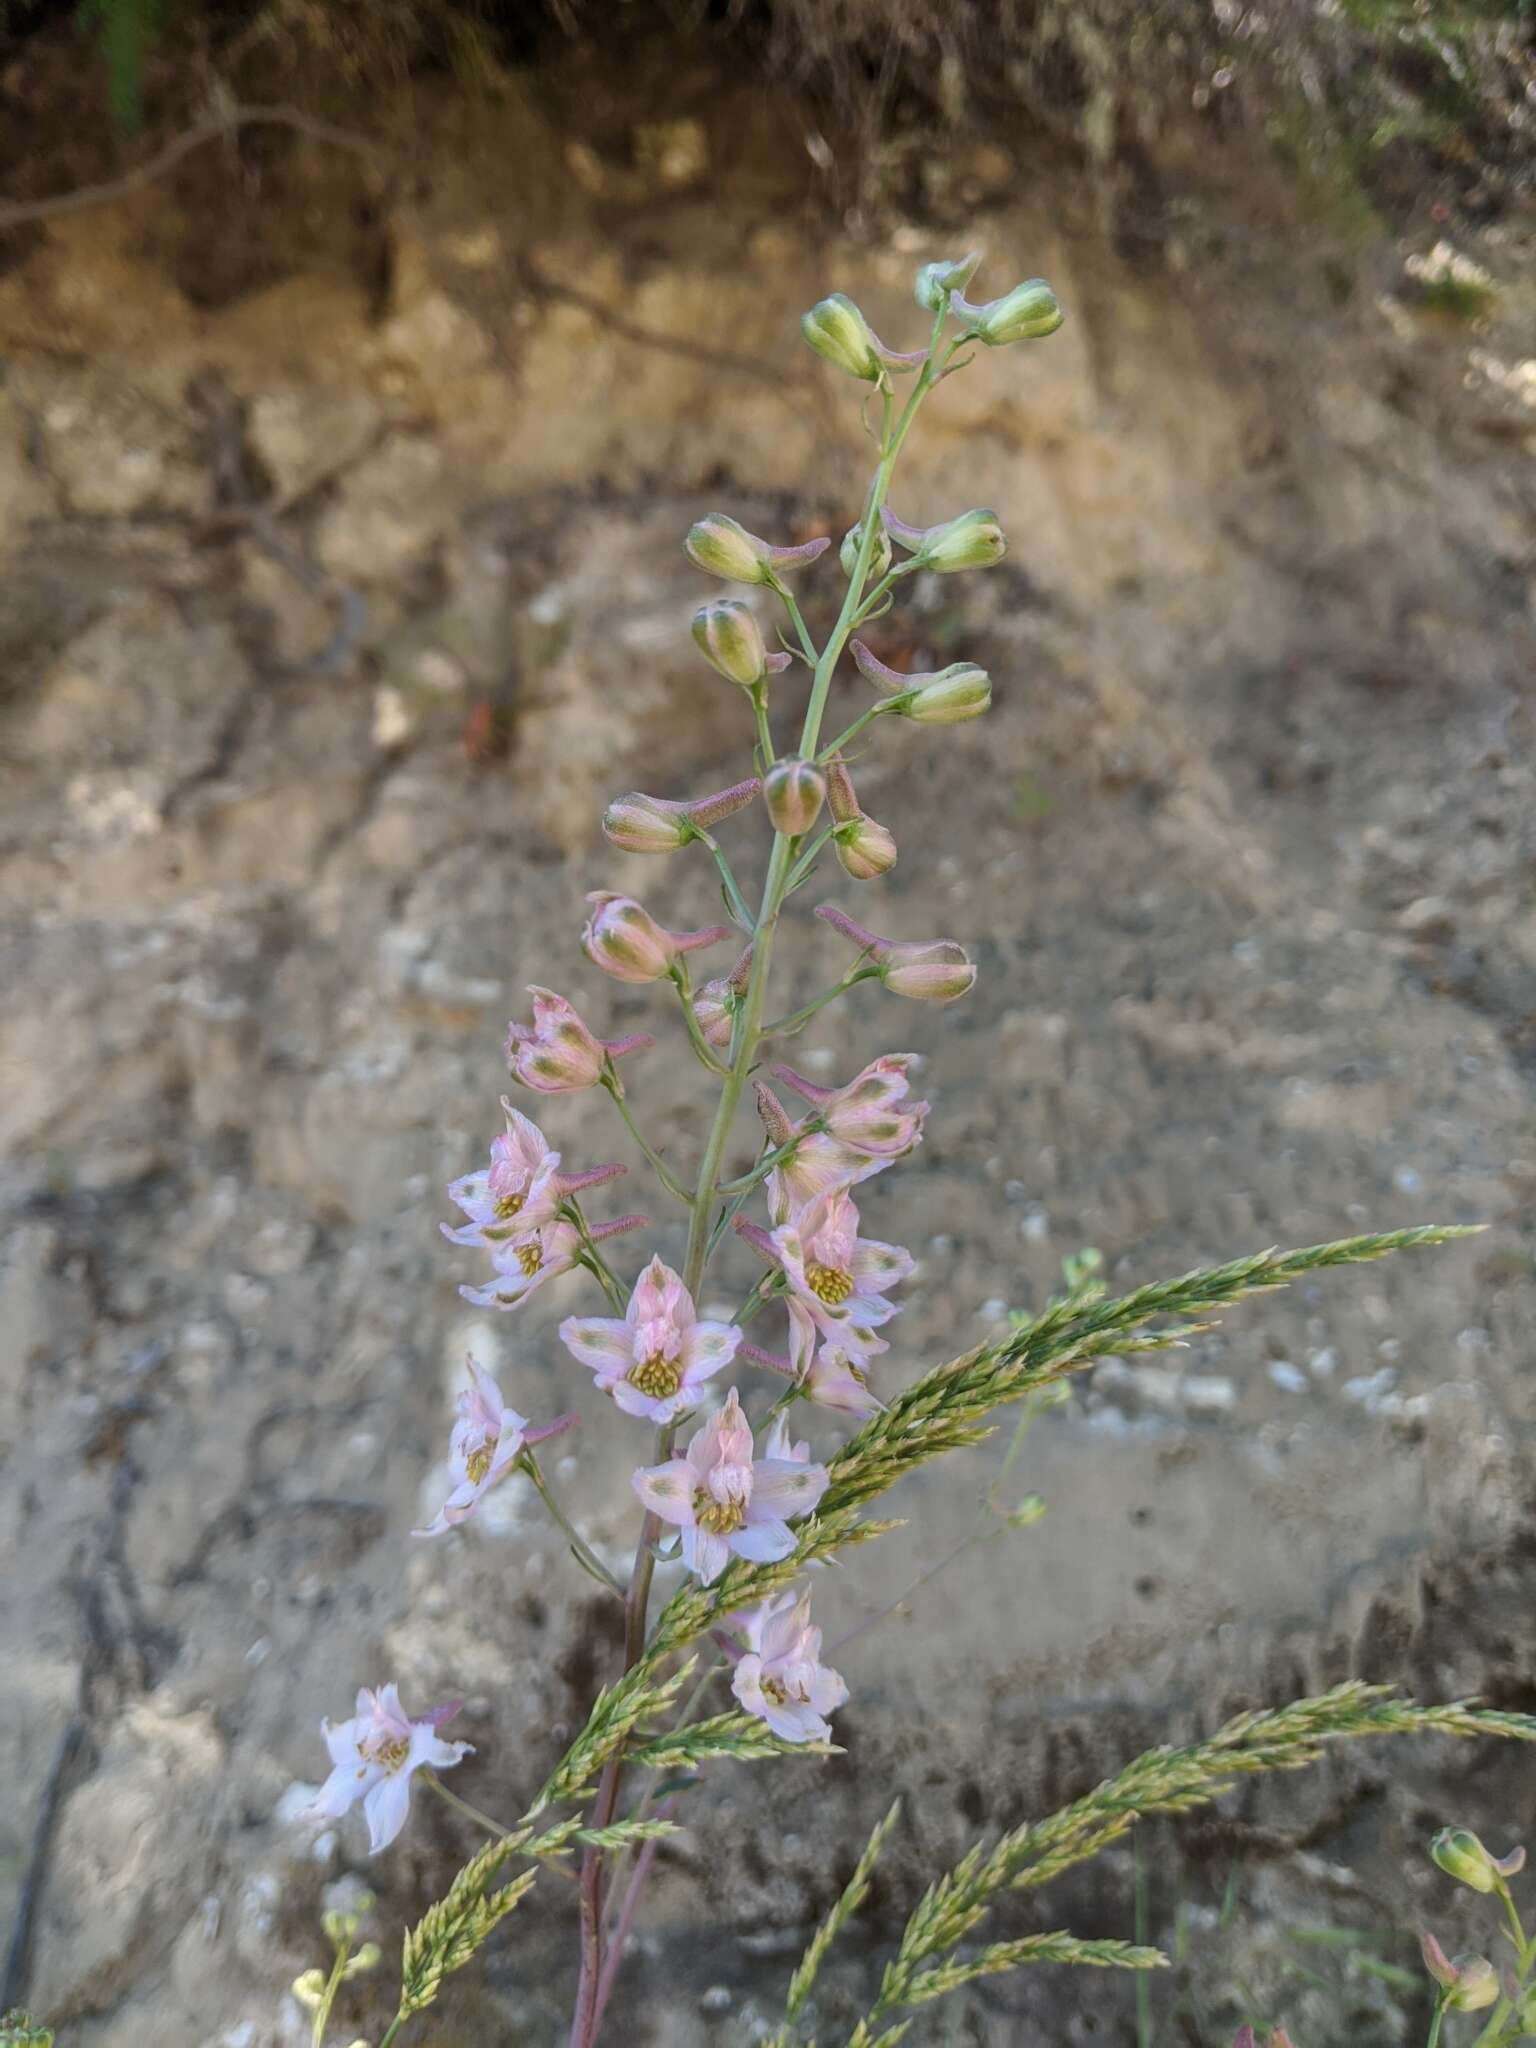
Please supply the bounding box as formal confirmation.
[955,277,1064,344]
[915,249,983,311]
[817,905,976,1002]
[881,940,976,1002]
[343,1942,382,1977]
[1446,1955,1499,2011]
[692,599,771,687]
[1002,1493,1046,1528]
[582,892,730,984]
[693,977,735,1049]
[754,1082,796,1146]
[906,663,991,723]
[763,756,826,837]
[841,518,893,581]
[686,514,831,585]
[825,756,861,824]
[603,792,694,854]
[291,1970,327,2011]
[603,777,760,854]
[801,293,882,381]
[850,640,991,723]
[835,813,897,880]
[886,505,1006,573]
[1431,1827,1525,1894]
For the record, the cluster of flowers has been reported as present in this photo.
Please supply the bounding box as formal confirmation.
[300,250,1049,1860]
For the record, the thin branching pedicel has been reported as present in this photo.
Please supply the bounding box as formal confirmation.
[283,260,1521,2048]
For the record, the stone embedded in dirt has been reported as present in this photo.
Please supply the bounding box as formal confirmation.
[1398,893,1458,941]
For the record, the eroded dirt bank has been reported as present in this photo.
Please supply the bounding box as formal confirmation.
[2,36,1536,2047]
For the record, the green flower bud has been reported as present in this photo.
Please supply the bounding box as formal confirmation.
[685,514,772,583]
[763,756,827,837]
[840,518,893,582]
[1431,1826,1525,1894]
[922,509,1006,573]
[692,599,769,687]
[1445,1955,1499,2011]
[915,250,983,312]
[291,1970,327,2011]
[956,278,1064,344]
[685,514,831,585]
[834,812,897,880]
[801,294,882,381]
[344,1941,382,1977]
[904,662,991,724]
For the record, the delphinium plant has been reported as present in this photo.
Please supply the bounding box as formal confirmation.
[284,257,1536,2048]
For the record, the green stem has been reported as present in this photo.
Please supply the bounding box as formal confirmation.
[785,824,835,893]
[850,557,920,626]
[772,578,820,665]
[718,1138,801,1199]
[698,831,754,931]
[749,680,775,770]
[309,1938,350,2048]
[423,1768,517,1841]
[1427,1998,1447,2048]
[600,1079,694,1201]
[379,2016,407,2048]
[670,965,733,1079]
[521,1452,626,1598]
[818,696,905,763]
[760,969,875,1040]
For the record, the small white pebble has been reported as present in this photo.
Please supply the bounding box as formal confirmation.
[1309,1346,1338,1378]
[1182,1375,1237,1414]
[1021,1208,1050,1243]
[1342,1368,1396,1405]
[700,1985,733,2015]
[1393,1165,1424,1195]
[977,1296,1010,1321]
[1268,1361,1309,1395]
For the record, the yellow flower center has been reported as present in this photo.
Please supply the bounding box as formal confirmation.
[515,1241,543,1277]
[805,1261,854,1306]
[493,1191,526,1222]
[363,1735,411,1774]
[629,1354,682,1400]
[761,1675,789,1705]
[465,1442,494,1485]
[694,1491,746,1536]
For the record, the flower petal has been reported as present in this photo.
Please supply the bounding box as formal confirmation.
[682,1525,731,1583]
[729,1518,797,1564]
[750,1458,830,1519]
[559,1317,635,1375]
[362,1770,415,1853]
[631,1458,695,1527]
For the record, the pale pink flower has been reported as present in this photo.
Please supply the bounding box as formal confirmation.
[414,1357,576,1538]
[742,1302,885,1419]
[729,1587,848,1744]
[754,1081,882,1209]
[306,1686,470,1853]
[581,892,733,986]
[738,1185,913,1358]
[459,1213,645,1312]
[775,1054,929,1162]
[632,1387,829,1584]
[440,1100,625,1252]
[506,986,653,1094]
[560,1255,741,1423]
